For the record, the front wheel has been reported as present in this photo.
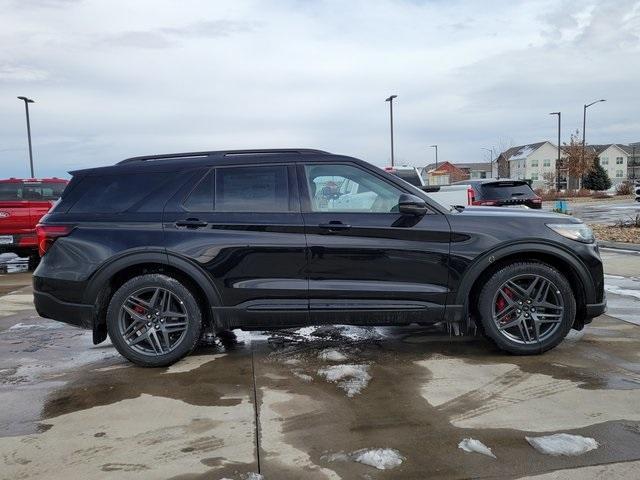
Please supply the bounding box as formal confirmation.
[106,274,203,367]
[477,262,576,355]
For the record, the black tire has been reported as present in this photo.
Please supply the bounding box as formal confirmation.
[477,262,576,355]
[106,274,203,367]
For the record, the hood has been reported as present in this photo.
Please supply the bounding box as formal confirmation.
[455,206,584,224]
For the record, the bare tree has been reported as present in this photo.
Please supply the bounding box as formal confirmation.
[542,171,556,191]
[563,129,596,190]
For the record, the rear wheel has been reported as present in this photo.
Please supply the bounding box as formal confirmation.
[477,262,575,355]
[106,274,202,367]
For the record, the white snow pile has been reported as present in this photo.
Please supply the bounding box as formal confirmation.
[317,364,371,397]
[353,448,404,470]
[324,448,404,470]
[292,370,313,382]
[526,433,599,456]
[240,473,264,480]
[458,438,496,459]
[318,348,347,362]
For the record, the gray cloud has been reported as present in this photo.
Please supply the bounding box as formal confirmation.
[0,0,639,178]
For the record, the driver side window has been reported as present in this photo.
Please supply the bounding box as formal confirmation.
[304,164,403,213]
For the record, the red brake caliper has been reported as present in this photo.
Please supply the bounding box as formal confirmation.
[496,287,514,325]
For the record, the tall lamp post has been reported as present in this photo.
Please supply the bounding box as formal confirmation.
[549,112,561,191]
[481,147,494,178]
[429,144,438,169]
[582,99,606,172]
[385,95,397,166]
[17,96,35,178]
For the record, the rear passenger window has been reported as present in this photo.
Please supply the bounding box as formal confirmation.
[215,166,289,212]
[69,173,170,213]
[183,171,214,211]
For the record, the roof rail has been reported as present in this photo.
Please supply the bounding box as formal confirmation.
[117,148,329,165]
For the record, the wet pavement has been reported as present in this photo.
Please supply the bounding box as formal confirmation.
[1,252,640,479]
[570,200,640,225]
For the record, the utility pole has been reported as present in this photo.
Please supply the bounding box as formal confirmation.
[549,112,561,191]
[17,96,35,178]
[429,144,438,169]
[385,95,397,166]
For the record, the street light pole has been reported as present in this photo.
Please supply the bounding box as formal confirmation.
[481,147,494,177]
[429,144,438,169]
[549,112,561,191]
[582,99,606,185]
[17,96,35,178]
[385,95,397,166]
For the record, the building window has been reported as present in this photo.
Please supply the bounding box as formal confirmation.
[616,170,624,178]
[531,159,538,167]
[600,157,609,165]
[616,157,624,164]
[543,159,551,167]
[531,173,539,180]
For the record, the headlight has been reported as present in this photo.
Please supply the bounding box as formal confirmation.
[546,223,594,243]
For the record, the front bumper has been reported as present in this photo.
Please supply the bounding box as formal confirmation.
[33,290,94,329]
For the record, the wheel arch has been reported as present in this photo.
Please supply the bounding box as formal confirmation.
[84,250,221,344]
[457,242,592,328]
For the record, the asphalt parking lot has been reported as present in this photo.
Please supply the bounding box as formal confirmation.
[1,250,640,479]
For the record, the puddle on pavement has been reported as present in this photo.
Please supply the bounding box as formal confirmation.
[2,317,640,478]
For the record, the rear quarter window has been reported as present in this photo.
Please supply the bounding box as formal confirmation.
[68,173,172,213]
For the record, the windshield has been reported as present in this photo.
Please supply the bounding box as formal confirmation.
[479,182,535,200]
[0,182,66,201]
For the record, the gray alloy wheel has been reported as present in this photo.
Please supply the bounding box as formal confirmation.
[491,274,564,345]
[477,262,575,355]
[106,274,202,367]
[118,287,189,356]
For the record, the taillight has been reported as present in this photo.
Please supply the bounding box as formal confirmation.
[467,187,474,205]
[35,224,74,257]
[532,197,542,204]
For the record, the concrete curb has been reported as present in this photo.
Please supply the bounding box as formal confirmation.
[598,240,640,252]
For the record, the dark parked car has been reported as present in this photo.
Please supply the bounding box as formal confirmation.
[34,149,605,366]
[456,179,543,209]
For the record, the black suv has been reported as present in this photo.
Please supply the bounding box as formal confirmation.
[33,149,605,366]
[458,179,543,209]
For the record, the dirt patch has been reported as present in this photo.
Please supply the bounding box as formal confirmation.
[592,224,640,244]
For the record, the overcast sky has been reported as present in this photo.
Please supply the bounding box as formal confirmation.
[1,0,639,178]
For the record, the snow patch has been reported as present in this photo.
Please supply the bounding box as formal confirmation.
[353,448,404,470]
[318,349,347,362]
[317,364,371,397]
[605,284,640,301]
[324,448,404,470]
[241,473,264,480]
[458,438,496,459]
[292,370,313,382]
[526,433,599,456]
[8,322,65,331]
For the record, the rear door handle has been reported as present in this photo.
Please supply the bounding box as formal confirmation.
[175,218,208,229]
[318,221,351,232]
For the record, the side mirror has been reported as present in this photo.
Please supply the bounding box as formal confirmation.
[398,193,428,216]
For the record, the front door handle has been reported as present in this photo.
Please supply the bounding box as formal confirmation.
[318,221,351,233]
[175,218,208,229]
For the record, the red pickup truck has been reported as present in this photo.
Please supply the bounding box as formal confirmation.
[0,178,68,269]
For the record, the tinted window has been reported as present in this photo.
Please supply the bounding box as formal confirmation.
[184,171,214,211]
[479,182,536,200]
[305,164,403,213]
[391,169,422,187]
[0,182,66,201]
[69,173,171,213]
[215,166,289,212]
